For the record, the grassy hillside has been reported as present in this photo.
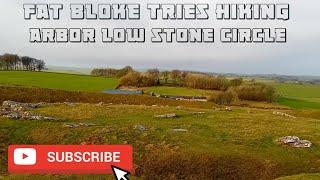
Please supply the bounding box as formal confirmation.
[273,83,320,109]
[277,97,320,109]
[144,83,320,109]
[0,71,118,92]
[0,86,213,109]
[1,103,319,179]
[1,71,319,110]
[45,66,92,75]
[274,83,320,99]
[0,82,319,178]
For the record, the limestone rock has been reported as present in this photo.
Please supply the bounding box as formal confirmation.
[273,111,296,119]
[134,125,147,131]
[214,107,232,112]
[2,101,41,109]
[155,113,178,118]
[64,102,76,107]
[96,102,104,106]
[64,123,80,128]
[192,112,205,115]
[172,129,188,132]
[1,101,56,121]
[4,112,21,119]
[279,136,312,148]
[63,123,96,128]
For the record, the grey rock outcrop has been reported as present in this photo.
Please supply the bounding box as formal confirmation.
[2,101,43,109]
[1,101,55,121]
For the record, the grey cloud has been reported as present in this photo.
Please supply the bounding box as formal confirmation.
[0,0,319,75]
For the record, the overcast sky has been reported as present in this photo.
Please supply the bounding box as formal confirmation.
[0,0,319,75]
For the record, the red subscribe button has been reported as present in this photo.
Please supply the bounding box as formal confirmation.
[8,145,133,174]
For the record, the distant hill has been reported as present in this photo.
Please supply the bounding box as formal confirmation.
[45,66,92,75]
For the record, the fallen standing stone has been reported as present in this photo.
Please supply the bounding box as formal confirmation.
[273,111,296,119]
[278,136,312,148]
[172,129,188,132]
[192,112,206,115]
[96,102,104,106]
[64,123,79,128]
[154,113,178,118]
[214,107,233,112]
[63,123,96,128]
[64,102,76,107]
[79,123,97,127]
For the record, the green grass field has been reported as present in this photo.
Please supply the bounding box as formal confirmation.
[145,83,320,109]
[0,71,118,92]
[1,103,319,179]
[272,83,320,109]
[274,83,320,99]
[1,71,320,109]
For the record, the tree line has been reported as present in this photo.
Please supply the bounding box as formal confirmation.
[91,66,133,78]
[92,67,245,90]
[0,53,45,71]
[119,69,244,91]
[91,66,275,103]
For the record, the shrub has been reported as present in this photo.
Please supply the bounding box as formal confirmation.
[184,74,230,91]
[115,66,133,78]
[119,71,141,87]
[147,69,160,85]
[119,72,158,87]
[90,68,118,77]
[91,66,133,78]
[230,78,243,87]
[208,91,235,105]
[233,83,275,102]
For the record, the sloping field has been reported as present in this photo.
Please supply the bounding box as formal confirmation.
[0,102,319,179]
[144,83,320,109]
[0,86,213,109]
[274,83,320,99]
[273,83,320,109]
[0,86,319,179]
[0,71,118,92]
[1,71,319,109]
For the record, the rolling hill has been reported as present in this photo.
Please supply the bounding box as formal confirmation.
[0,71,118,92]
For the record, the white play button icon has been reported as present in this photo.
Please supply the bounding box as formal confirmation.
[14,148,37,165]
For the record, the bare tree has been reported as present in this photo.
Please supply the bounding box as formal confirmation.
[147,69,160,85]
[171,70,181,85]
[161,71,170,84]
[36,60,45,71]
[0,53,45,71]
[21,56,32,70]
